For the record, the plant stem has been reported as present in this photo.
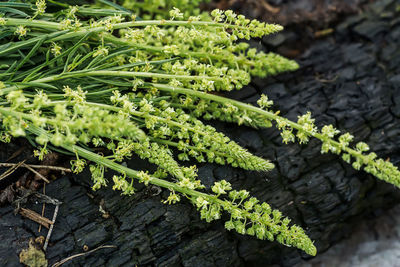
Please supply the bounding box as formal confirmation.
[0,70,220,94]
[5,18,60,30]
[152,138,234,159]
[104,35,254,66]
[5,18,251,33]
[3,18,256,68]
[24,125,316,256]
[25,124,219,203]
[149,83,371,163]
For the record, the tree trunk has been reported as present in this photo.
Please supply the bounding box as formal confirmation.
[1,0,399,266]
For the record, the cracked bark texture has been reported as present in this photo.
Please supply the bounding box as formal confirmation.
[0,0,400,266]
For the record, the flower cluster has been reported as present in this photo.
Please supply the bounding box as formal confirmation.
[169,8,184,20]
[168,94,273,128]
[275,111,319,145]
[121,0,208,20]
[112,174,135,196]
[70,158,86,174]
[3,90,146,148]
[108,91,274,171]
[34,0,46,17]
[63,85,86,103]
[197,92,400,188]
[33,146,48,161]
[163,190,180,204]
[211,9,284,39]
[191,180,317,256]
[320,127,400,187]
[160,87,400,189]
[15,25,27,38]
[90,164,106,191]
[113,8,298,92]
[257,94,274,110]
[163,112,271,170]
[50,42,62,56]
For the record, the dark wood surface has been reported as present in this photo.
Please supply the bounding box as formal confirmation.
[0,0,399,266]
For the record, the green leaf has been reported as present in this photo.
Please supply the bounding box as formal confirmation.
[97,0,132,14]
[0,7,29,17]
[0,31,13,41]
[0,2,31,9]
[77,7,131,17]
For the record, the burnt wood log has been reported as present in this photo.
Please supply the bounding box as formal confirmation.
[0,0,400,266]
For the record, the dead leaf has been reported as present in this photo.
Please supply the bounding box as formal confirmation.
[19,239,48,267]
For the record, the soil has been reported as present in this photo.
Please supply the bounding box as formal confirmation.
[0,0,400,266]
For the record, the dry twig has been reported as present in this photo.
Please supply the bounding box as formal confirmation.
[38,184,46,232]
[43,204,59,251]
[51,245,117,267]
[19,208,53,229]
[0,160,26,181]
[22,163,50,183]
[0,163,71,172]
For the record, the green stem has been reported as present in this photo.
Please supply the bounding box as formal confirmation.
[0,31,69,57]
[4,17,244,49]
[114,20,242,29]
[5,18,60,31]
[103,35,254,66]
[81,102,216,138]
[5,18,249,33]
[149,83,370,163]
[0,70,220,94]
[3,19,254,66]
[152,138,235,160]
[27,125,312,254]
[25,124,219,202]
[57,137,313,256]
[2,99,243,159]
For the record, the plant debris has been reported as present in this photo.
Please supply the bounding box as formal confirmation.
[19,208,53,229]
[19,239,48,267]
[51,245,116,267]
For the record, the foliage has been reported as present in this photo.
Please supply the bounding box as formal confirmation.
[0,0,399,257]
[120,0,210,19]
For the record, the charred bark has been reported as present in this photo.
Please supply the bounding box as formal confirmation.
[0,0,399,266]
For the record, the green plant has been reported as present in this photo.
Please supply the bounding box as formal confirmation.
[120,0,210,19]
[0,0,399,257]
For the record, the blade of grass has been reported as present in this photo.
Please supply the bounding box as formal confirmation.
[13,36,47,74]
[0,2,32,8]
[0,7,29,17]
[97,0,132,14]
